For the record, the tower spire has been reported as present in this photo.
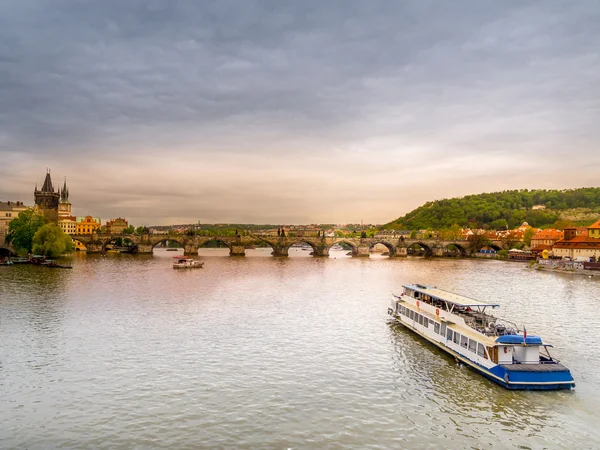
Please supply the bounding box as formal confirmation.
[60,177,69,201]
[41,170,54,192]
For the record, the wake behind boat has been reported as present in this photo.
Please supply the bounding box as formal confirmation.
[388,284,575,390]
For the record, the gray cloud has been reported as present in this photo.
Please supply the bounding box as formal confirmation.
[1,0,599,225]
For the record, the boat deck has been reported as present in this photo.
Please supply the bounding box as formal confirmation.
[501,363,570,373]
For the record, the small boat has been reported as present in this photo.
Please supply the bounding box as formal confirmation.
[41,260,73,269]
[172,256,204,269]
[388,284,575,390]
[166,248,178,251]
[10,258,30,264]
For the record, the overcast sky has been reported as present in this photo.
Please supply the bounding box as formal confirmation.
[1,1,599,226]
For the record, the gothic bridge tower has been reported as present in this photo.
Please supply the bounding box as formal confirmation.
[58,177,72,219]
[34,170,60,223]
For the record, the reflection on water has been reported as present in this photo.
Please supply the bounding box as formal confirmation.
[1,255,599,448]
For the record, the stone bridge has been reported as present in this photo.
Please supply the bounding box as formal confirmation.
[69,233,492,257]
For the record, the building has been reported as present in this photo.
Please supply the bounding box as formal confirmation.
[530,229,564,252]
[34,170,60,223]
[552,221,600,260]
[58,216,77,235]
[58,178,72,219]
[106,218,128,234]
[76,216,101,235]
[0,201,29,242]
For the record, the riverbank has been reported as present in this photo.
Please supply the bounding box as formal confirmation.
[529,260,600,277]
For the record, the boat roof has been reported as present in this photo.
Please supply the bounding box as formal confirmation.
[403,284,500,308]
[496,335,543,345]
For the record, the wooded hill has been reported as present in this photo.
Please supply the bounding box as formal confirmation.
[383,188,600,231]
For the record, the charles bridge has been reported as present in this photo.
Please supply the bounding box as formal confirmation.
[66,233,504,257]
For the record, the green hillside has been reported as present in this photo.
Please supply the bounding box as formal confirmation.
[383,188,600,231]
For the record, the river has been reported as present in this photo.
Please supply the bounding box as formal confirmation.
[1,248,599,449]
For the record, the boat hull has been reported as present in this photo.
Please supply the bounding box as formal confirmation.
[389,310,575,390]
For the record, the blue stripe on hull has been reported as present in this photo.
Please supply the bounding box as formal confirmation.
[392,316,575,391]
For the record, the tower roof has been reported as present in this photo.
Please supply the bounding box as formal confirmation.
[41,171,54,192]
[60,177,70,202]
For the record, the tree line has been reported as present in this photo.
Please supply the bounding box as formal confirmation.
[383,188,600,230]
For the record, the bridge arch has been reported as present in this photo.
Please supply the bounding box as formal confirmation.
[329,240,358,256]
[243,237,277,257]
[444,243,467,257]
[285,239,317,256]
[0,247,13,258]
[151,238,184,252]
[103,236,139,253]
[196,238,232,255]
[72,239,88,252]
[367,240,396,257]
[476,243,501,253]
[406,242,433,257]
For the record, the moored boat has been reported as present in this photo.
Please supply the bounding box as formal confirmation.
[172,256,204,269]
[388,284,575,390]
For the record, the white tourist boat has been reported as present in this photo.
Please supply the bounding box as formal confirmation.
[388,284,575,390]
[172,257,204,269]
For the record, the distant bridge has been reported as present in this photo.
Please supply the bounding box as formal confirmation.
[68,233,506,257]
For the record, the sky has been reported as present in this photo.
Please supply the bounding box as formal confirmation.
[1,0,599,226]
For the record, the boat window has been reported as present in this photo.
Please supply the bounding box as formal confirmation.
[441,323,447,335]
[461,335,468,349]
[477,343,485,357]
[396,304,401,314]
[453,332,460,345]
[409,310,414,320]
[423,318,429,329]
[418,314,424,325]
[446,329,453,341]
[434,323,440,334]
[468,339,477,353]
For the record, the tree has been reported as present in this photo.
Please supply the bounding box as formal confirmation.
[32,224,74,257]
[523,227,536,247]
[135,226,148,235]
[5,209,46,254]
[490,219,508,231]
[468,233,491,254]
[553,219,574,230]
[122,225,135,234]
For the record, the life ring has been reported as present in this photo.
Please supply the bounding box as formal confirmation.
[435,308,440,316]
[416,301,420,308]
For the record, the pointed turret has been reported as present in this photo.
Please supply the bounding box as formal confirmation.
[34,169,60,223]
[60,177,70,202]
[41,171,54,192]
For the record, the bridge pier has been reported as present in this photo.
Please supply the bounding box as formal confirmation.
[433,247,444,257]
[354,245,370,257]
[394,247,408,257]
[84,241,104,253]
[137,243,154,254]
[230,244,246,256]
[272,245,289,257]
[183,244,199,255]
[312,245,329,257]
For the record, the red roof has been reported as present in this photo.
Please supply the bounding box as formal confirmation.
[531,229,563,240]
[554,230,600,249]
[589,219,600,229]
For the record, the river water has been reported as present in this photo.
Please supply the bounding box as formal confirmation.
[1,248,599,449]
